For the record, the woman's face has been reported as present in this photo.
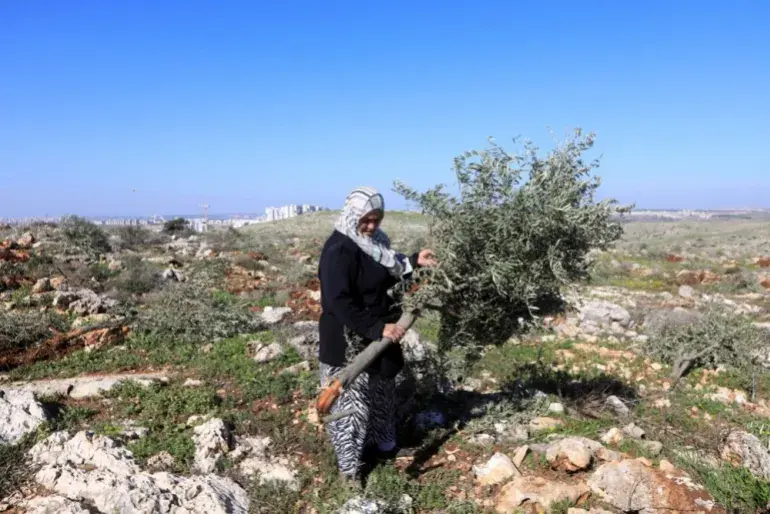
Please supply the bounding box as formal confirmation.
[357,210,383,237]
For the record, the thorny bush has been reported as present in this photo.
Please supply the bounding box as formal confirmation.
[394,129,630,367]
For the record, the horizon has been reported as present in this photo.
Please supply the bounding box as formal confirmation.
[2,1,769,217]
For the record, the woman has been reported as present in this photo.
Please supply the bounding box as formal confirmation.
[318,186,437,486]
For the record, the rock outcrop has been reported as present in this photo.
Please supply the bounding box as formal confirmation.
[28,430,250,513]
[0,389,49,444]
[588,459,719,514]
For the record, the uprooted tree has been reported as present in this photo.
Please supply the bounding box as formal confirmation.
[318,128,632,416]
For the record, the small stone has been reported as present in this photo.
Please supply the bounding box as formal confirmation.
[604,396,630,417]
[469,433,496,446]
[678,285,695,299]
[474,452,521,486]
[282,361,310,374]
[260,306,292,325]
[640,440,664,457]
[529,417,564,432]
[659,459,677,473]
[512,445,529,469]
[183,378,202,387]
[548,402,565,414]
[251,342,284,363]
[622,422,645,440]
[601,428,624,446]
[146,451,176,471]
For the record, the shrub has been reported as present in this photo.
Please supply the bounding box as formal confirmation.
[394,129,630,365]
[133,281,265,344]
[0,310,70,354]
[58,215,112,259]
[107,256,161,297]
[645,303,767,382]
[112,225,163,250]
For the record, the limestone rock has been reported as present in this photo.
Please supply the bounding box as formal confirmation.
[640,440,664,457]
[529,417,564,432]
[601,428,624,446]
[495,476,590,512]
[6,372,168,400]
[721,430,770,480]
[161,268,185,282]
[512,445,529,468]
[53,288,117,316]
[548,402,565,414]
[474,452,521,486]
[192,418,232,474]
[25,495,92,514]
[546,437,603,472]
[147,451,177,472]
[588,459,718,514]
[16,232,35,248]
[643,307,703,333]
[31,277,52,294]
[260,306,292,325]
[28,430,250,514]
[622,422,645,440]
[0,389,49,444]
[579,300,631,328]
[338,495,412,514]
[679,285,695,299]
[604,395,630,417]
[250,341,284,363]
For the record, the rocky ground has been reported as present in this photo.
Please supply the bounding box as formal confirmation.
[2,213,770,513]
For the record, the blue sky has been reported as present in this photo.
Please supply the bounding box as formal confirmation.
[1,1,768,217]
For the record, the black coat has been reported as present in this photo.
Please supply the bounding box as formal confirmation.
[317,230,419,378]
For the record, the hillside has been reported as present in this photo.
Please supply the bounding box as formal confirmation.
[1,214,770,513]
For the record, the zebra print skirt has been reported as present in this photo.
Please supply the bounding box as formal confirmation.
[319,327,396,478]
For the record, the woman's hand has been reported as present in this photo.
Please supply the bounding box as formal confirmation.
[418,249,438,268]
[383,323,406,342]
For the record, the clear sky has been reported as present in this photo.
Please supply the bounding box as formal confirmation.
[1,1,769,217]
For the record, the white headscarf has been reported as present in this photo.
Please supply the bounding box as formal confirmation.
[334,187,410,279]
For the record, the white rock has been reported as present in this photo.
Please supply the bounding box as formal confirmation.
[579,300,631,328]
[678,285,695,299]
[25,495,92,514]
[192,418,232,474]
[0,389,49,444]
[548,402,565,414]
[473,452,521,486]
[184,378,203,387]
[147,451,176,471]
[252,342,284,363]
[623,423,646,440]
[28,430,250,514]
[546,437,603,472]
[721,430,770,480]
[6,372,168,400]
[260,306,292,325]
[604,396,630,417]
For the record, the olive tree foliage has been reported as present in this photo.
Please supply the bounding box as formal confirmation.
[644,303,767,384]
[394,129,631,362]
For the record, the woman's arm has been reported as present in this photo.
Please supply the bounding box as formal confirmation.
[321,244,386,341]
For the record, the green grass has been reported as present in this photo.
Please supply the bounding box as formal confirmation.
[100,380,223,473]
[677,457,770,513]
